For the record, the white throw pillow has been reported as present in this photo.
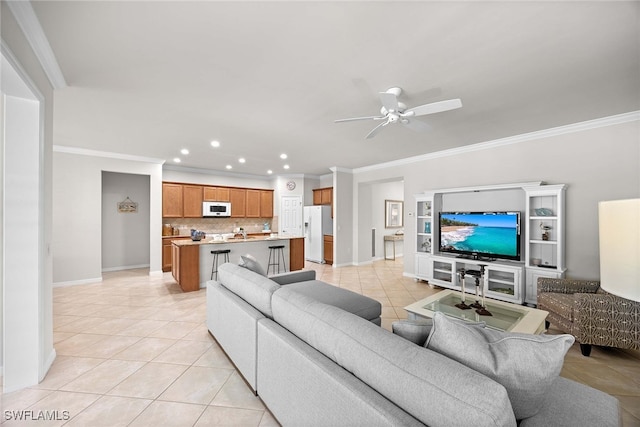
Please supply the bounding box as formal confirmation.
[238,254,267,277]
[425,312,574,420]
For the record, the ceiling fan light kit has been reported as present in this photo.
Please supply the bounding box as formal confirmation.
[335,86,462,139]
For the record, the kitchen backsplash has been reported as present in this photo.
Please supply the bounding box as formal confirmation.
[165,217,279,236]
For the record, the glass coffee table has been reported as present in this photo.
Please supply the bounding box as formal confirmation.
[404,290,548,334]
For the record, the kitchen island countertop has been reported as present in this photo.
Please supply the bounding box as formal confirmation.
[173,235,303,246]
[170,235,305,292]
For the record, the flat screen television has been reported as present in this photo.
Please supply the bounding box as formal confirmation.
[439,211,521,261]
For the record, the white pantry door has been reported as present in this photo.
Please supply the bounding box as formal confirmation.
[280,196,302,236]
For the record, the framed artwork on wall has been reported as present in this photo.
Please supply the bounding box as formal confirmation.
[385,200,403,228]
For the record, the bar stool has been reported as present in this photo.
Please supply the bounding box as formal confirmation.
[267,245,286,275]
[210,249,231,280]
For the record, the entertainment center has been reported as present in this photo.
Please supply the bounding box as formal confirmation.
[415,182,566,305]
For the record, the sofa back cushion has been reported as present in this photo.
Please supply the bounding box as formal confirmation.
[271,287,517,427]
[218,263,280,317]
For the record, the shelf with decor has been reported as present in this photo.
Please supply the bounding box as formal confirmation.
[415,193,435,281]
[524,184,567,305]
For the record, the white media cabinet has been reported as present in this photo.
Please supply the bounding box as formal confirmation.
[414,182,566,305]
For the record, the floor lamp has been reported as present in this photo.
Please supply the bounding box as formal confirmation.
[598,198,640,302]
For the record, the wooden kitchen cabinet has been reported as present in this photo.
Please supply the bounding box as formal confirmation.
[183,185,203,218]
[313,189,322,205]
[321,188,332,205]
[162,237,190,272]
[203,186,230,202]
[323,234,334,265]
[229,188,246,217]
[246,189,261,218]
[171,242,200,292]
[162,183,183,217]
[290,237,306,271]
[313,187,333,206]
[260,190,273,218]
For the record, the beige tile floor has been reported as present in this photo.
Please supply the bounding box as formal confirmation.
[1,259,639,426]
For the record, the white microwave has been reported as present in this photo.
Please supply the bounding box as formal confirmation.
[203,201,231,217]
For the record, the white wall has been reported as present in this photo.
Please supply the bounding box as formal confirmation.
[333,168,354,266]
[1,1,56,391]
[101,172,150,271]
[52,151,163,284]
[353,117,640,280]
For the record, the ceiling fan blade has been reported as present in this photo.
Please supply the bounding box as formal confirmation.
[379,92,399,113]
[335,115,386,123]
[401,118,431,133]
[406,98,462,117]
[365,120,389,139]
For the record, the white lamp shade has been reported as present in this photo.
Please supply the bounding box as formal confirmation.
[598,198,640,302]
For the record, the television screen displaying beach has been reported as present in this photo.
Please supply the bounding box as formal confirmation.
[440,212,519,257]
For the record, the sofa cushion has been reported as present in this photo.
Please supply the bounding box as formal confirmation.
[425,312,574,420]
[391,319,433,345]
[218,263,280,317]
[238,254,267,277]
[518,377,620,427]
[287,280,381,322]
[537,292,575,322]
[272,287,517,427]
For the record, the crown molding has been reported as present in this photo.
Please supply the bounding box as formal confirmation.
[354,111,640,174]
[330,166,353,174]
[6,0,67,89]
[53,145,165,164]
[163,164,278,181]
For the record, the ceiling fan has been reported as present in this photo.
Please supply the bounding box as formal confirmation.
[335,87,462,139]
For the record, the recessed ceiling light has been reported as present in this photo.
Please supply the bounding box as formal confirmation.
[180,148,189,155]
[280,153,288,160]
[173,158,181,163]
[238,158,246,164]
[225,164,232,170]
[211,140,221,148]
[283,164,290,170]
[267,170,273,175]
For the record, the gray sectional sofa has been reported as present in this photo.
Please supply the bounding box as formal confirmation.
[206,262,620,427]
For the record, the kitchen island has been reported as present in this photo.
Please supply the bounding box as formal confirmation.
[171,235,305,292]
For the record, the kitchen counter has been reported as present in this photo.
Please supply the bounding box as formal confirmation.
[171,236,305,292]
[172,234,298,246]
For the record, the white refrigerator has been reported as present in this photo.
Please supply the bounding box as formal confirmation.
[303,205,333,263]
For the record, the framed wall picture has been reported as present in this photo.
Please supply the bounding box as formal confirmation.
[385,200,403,228]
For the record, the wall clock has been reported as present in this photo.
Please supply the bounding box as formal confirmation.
[286,181,296,191]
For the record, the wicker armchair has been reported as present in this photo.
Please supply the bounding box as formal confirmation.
[537,277,640,356]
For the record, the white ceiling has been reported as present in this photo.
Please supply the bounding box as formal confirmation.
[30,1,639,177]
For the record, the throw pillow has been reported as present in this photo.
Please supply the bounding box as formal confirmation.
[238,254,267,277]
[425,312,574,420]
[391,319,433,345]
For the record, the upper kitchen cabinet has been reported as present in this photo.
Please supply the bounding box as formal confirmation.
[203,186,230,202]
[162,183,183,217]
[260,190,274,218]
[183,185,203,218]
[313,187,333,205]
[246,190,261,218]
[229,188,246,217]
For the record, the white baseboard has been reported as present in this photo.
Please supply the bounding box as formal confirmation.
[53,276,102,287]
[41,349,56,382]
[101,263,149,272]
[149,270,164,277]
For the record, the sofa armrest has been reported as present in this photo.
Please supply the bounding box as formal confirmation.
[573,292,640,349]
[537,278,600,295]
[269,269,316,285]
